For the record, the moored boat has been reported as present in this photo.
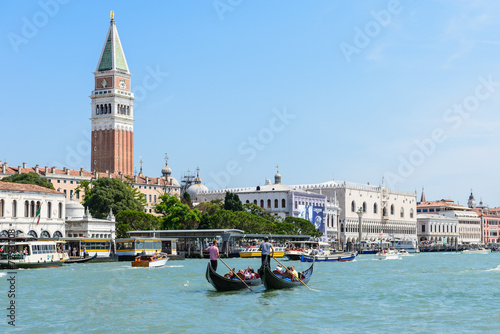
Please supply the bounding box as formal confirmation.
[131,252,168,267]
[374,249,400,260]
[239,246,285,258]
[260,262,314,289]
[205,263,262,291]
[0,240,64,269]
[65,253,98,264]
[301,251,356,262]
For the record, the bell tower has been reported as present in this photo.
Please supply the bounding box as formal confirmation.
[90,12,134,176]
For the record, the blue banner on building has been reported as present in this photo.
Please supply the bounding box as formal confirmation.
[298,205,325,235]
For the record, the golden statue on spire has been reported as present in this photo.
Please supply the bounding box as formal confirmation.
[110,10,115,20]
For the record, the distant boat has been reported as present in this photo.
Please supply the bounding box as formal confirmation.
[131,253,168,267]
[374,249,400,260]
[65,253,98,264]
[301,251,356,262]
[205,263,262,291]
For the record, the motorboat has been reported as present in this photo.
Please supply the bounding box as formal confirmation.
[131,252,168,267]
[301,251,356,262]
[397,249,410,256]
[374,249,401,260]
[284,241,330,260]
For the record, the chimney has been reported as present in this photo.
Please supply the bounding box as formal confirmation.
[35,164,39,174]
[18,166,22,174]
[52,166,56,173]
[2,163,6,174]
[22,162,27,169]
[66,169,70,175]
[80,167,84,176]
[157,178,160,185]
[134,175,137,183]
[146,177,149,184]
[45,166,49,174]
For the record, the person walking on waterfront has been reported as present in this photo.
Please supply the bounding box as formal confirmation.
[259,237,274,267]
[206,240,219,271]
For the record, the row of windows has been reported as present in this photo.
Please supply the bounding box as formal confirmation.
[422,225,458,233]
[341,224,416,235]
[0,200,63,219]
[244,199,286,209]
[54,179,78,184]
[351,201,414,218]
[32,244,56,254]
[0,230,62,238]
[417,208,441,213]
[144,194,157,203]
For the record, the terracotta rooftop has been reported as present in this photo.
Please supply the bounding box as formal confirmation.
[417,199,469,210]
[0,181,63,195]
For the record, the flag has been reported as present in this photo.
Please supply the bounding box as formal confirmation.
[35,206,41,225]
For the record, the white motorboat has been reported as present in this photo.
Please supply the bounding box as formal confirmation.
[374,249,401,260]
[397,249,410,256]
[132,252,169,267]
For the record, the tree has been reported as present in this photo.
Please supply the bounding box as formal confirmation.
[155,194,201,230]
[1,172,54,190]
[116,210,160,231]
[82,177,145,219]
[224,192,244,212]
[181,192,193,208]
[283,217,323,238]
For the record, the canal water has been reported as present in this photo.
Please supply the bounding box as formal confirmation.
[2,252,500,333]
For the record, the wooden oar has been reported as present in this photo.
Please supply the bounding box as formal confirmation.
[272,255,317,292]
[217,255,253,292]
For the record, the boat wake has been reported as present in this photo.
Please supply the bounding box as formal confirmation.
[485,264,500,272]
[0,272,6,277]
[166,265,184,268]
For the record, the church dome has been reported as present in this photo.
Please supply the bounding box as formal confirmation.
[274,171,282,184]
[187,183,209,199]
[161,163,172,177]
[65,199,85,219]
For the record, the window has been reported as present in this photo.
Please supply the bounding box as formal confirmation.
[41,231,50,238]
[154,195,157,203]
[28,230,38,238]
[282,199,286,208]
[149,194,152,203]
[58,202,63,219]
[30,201,35,217]
[0,199,4,217]
[400,208,404,218]
[246,200,249,204]
[53,231,63,238]
[374,203,378,214]
[267,199,271,208]
[390,204,395,215]
[254,200,257,205]
[351,201,356,212]
[274,199,278,208]
[260,200,264,208]
[362,202,366,213]
[382,207,387,217]
[295,201,297,209]
[24,201,29,217]
[12,200,17,218]
[410,209,414,218]
[47,202,52,218]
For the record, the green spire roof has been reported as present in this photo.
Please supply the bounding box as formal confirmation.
[97,19,129,73]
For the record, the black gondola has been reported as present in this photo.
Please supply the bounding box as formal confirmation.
[65,253,97,264]
[260,262,314,290]
[205,263,262,291]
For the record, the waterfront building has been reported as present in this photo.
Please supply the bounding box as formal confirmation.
[293,180,417,250]
[474,205,500,244]
[65,198,116,239]
[196,170,336,240]
[418,197,481,245]
[416,214,459,246]
[0,182,65,238]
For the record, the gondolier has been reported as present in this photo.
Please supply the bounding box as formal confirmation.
[259,237,274,267]
[206,240,219,271]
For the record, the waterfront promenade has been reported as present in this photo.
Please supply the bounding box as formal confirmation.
[3,252,500,333]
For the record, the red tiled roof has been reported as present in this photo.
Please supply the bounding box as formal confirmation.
[0,181,63,195]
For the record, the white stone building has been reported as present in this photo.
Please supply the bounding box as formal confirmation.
[417,214,459,246]
[65,199,116,239]
[291,180,418,249]
[440,210,481,245]
[0,182,65,238]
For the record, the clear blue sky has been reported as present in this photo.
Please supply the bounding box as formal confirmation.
[2,0,500,206]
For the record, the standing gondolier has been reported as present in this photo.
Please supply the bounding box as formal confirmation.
[206,240,219,271]
[259,237,274,267]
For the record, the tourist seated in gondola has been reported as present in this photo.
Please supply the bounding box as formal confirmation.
[273,265,286,276]
[224,268,237,279]
[291,266,299,280]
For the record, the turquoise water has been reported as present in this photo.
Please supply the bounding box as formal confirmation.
[2,253,500,333]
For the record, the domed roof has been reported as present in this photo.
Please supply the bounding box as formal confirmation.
[168,176,180,187]
[65,199,85,219]
[187,183,209,199]
[162,162,172,176]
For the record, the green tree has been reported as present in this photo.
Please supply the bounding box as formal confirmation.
[224,192,244,212]
[116,210,160,230]
[1,172,54,190]
[181,192,193,208]
[283,217,323,238]
[155,194,201,230]
[83,177,145,219]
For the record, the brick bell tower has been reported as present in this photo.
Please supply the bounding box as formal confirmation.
[90,11,134,176]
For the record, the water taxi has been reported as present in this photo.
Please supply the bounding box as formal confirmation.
[301,251,356,262]
[239,246,285,258]
[374,249,401,260]
[131,252,169,267]
[285,241,331,260]
[461,248,491,254]
[0,240,64,269]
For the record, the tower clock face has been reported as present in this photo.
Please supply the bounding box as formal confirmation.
[119,80,126,89]
[101,79,107,88]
